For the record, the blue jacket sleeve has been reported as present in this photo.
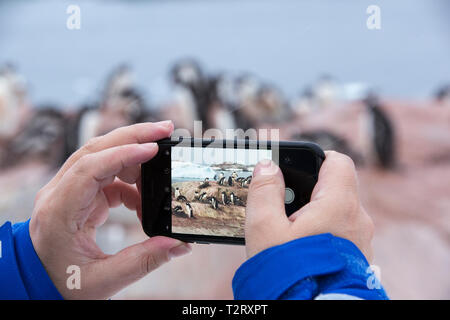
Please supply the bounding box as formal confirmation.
[232,233,388,300]
[0,220,63,300]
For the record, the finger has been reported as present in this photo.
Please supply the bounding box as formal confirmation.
[56,143,158,227]
[81,180,142,233]
[116,165,141,184]
[49,121,173,187]
[103,180,142,222]
[103,180,140,210]
[86,236,192,299]
[310,150,358,201]
[245,159,289,256]
[288,150,359,221]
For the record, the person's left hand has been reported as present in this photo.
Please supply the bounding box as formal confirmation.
[29,121,192,299]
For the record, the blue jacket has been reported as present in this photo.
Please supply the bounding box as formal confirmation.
[0,220,388,300]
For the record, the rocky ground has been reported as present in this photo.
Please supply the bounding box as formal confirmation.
[0,100,449,299]
[172,180,246,237]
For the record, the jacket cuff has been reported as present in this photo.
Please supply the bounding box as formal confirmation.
[12,219,64,300]
[232,233,348,300]
[0,221,29,299]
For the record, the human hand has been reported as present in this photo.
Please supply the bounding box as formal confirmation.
[29,121,192,299]
[245,151,374,261]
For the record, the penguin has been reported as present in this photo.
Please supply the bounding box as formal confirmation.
[0,64,28,140]
[173,205,183,213]
[185,202,194,218]
[198,192,207,202]
[231,171,238,180]
[173,205,185,217]
[291,86,315,118]
[177,195,188,202]
[210,197,219,210]
[117,87,155,124]
[103,64,134,101]
[244,176,252,187]
[363,94,396,169]
[233,74,262,130]
[174,187,180,199]
[236,177,245,187]
[290,131,364,166]
[230,192,245,206]
[194,191,200,200]
[1,107,68,169]
[199,177,210,189]
[213,172,224,181]
[170,59,216,131]
[313,74,338,110]
[218,176,226,186]
[227,176,234,186]
[435,84,450,105]
[230,192,236,205]
[221,191,229,205]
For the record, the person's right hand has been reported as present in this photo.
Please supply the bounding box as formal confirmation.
[245,151,374,261]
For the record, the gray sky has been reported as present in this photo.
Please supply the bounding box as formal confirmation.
[0,0,449,106]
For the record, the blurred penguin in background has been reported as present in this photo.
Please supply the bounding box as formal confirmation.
[170,59,206,132]
[206,73,237,133]
[291,86,315,118]
[291,130,364,166]
[0,64,30,143]
[0,65,69,169]
[232,73,261,130]
[99,64,154,132]
[0,106,68,169]
[67,64,155,156]
[256,84,289,123]
[313,75,339,110]
[360,93,396,169]
[434,84,450,106]
[169,58,236,133]
[233,74,289,130]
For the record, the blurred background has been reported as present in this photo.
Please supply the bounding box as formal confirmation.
[0,0,449,299]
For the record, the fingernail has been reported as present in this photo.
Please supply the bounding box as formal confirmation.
[169,243,192,259]
[139,142,157,151]
[253,159,273,177]
[156,120,173,129]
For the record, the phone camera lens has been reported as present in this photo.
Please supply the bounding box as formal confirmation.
[284,156,292,164]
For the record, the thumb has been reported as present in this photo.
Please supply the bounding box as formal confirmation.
[245,159,289,257]
[88,237,191,298]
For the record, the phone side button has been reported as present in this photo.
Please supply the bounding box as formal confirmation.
[194,241,210,245]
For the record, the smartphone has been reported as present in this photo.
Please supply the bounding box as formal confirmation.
[141,138,325,245]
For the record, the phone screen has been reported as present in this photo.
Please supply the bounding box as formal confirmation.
[170,146,272,238]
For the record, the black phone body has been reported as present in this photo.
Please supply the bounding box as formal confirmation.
[141,138,325,245]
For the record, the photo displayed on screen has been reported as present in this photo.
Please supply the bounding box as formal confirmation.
[171,146,272,237]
